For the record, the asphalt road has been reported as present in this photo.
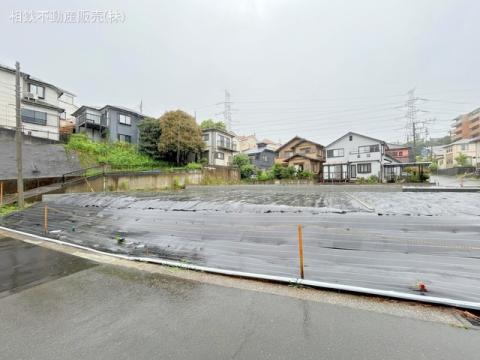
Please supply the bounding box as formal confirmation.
[0,236,478,360]
[2,189,480,305]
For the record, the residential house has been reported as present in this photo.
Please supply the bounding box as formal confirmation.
[202,128,238,166]
[244,141,277,169]
[238,135,258,152]
[259,138,281,151]
[238,135,281,152]
[385,144,413,163]
[0,63,77,141]
[276,136,325,177]
[73,105,144,144]
[323,132,399,182]
[441,137,480,169]
[431,146,445,168]
[451,107,480,141]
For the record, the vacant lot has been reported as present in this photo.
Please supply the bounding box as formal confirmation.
[2,185,480,305]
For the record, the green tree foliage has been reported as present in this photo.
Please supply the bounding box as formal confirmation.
[233,153,255,178]
[138,117,162,160]
[158,110,204,165]
[270,163,296,179]
[200,119,226,130]
[455,152,469,166]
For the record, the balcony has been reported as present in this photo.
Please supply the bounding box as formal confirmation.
[77,113,108,129]
[217,140,237,151]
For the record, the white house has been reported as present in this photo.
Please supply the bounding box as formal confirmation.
[202,128,238,166]
[0,63,77,141]
[323,132,400,182]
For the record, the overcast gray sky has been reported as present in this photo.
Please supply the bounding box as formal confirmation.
[1,0,479,144]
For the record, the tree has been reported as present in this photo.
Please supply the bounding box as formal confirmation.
[233,153,255,178]
[455,152,469,167]
[200,119,226,131]
[158,110,204,165]
[138,117,162,160]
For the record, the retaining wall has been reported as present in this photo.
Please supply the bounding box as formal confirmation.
[62,166,240,193]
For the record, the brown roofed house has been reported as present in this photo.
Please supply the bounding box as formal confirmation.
[276,136,325,179]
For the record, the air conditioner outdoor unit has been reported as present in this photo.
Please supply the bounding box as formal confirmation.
[23,92,37,100]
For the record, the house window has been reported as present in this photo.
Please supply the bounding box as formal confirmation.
[357,163,371,174]
[215,152,224,160]
[262,154,268,162]
[21,109,47,125]
[203,133,209,141]
[461,144,468,150]
[118,134,131,143]
[398,151,403,156]
[29,83,45,99]
[294,163,304,171]
[349,135,353,141]
[327,148,344,157]
[118,114,131,125]
[299,147,311,154]
[358,144,379,153]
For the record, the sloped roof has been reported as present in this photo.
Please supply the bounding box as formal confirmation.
[72,104,146,118]
[326,132,387,148]
[276,136,304,153]
[244,147,276,155]
[386,143,411,150]
[0,63,75,96]
[283,153,323,162]
[276,136,324,153]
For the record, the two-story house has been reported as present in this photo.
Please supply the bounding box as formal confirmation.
[244,141,277,169]
[202,128,238,166]
[276,136,325,177]
[385,144,413,163]
[0,63,77,141]
[441,137,480,169]
[72,105,144,144]
[323,132,399,182]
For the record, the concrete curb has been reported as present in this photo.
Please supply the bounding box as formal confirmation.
[1,225,479,311]
[403,186,480,192]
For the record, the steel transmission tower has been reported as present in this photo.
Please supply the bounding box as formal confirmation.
[404,89,432,157]
[223,89,232,131]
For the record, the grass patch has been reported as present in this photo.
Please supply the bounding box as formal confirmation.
[0,202,35,217]
[65,134,164,169]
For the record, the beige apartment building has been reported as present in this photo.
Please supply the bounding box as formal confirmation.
[440,137,480,169]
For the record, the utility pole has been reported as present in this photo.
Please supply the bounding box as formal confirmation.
[15,61,24,208]
[139,100,143,114]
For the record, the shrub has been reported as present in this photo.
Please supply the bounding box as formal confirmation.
[185,162,202,170]
[66,133,159,168]
[296,170,314,179]
[429,162,438,172]
[257,170,274,181]
[233,154,256,179]
[356,175,379,184]
[280,166,296,179]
